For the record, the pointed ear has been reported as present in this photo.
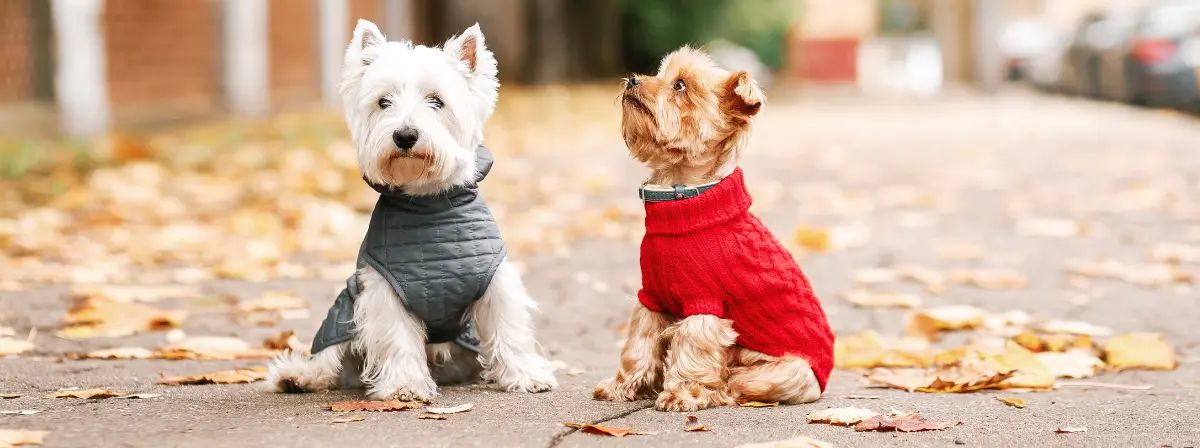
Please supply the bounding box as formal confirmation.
[721,71,764,117]
[347,19,386,67]
[444,23,496,76]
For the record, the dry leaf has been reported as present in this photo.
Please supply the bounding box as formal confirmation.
[806,407,879,425]
[1013,332,1096,353]
[1103,333,1177,370]
[684,424,712,432]
[683,415,711,432]
[68,284,204,303]
[116,393,161,399]
[736,436,832,448]
[0,338,34,357]
[947,268,1028,290]
[794,226,831,251]
[853,268,899,285]
[48,388,123,399]
[0,394,21,399]
[0,429,48,447]
[262,330,307,353]
[853,411,961,432]
[737,401,779,407]
[563,423,649,437]
[157,367,268,385]
[1037,351,1104,379]
[1056,427,1087,433]
[238,291,307,312]
[424,403,472,414]
[332,416,365,423]
[1148,242,1200,264]
[328,400,422,412]
[57,297,186,339]
[996,397,1025,408]
[896,264,947,294]
[69,346,154,360]
[1038,320,1113,337]
[418,414,448,420]
[843,290,922,309]
[834,331,933,369]
[155,336,277,360]
[566,367,587,376]
[906,306,987,340]
[0,410,40,415]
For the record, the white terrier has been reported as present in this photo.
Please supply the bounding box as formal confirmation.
[267,20,557,400]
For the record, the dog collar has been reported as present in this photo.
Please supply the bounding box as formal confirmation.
[639,178,722,202]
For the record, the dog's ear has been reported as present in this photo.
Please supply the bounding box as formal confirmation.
[347,19,386,67]
[444,23,497,77]
[720,71,764,117]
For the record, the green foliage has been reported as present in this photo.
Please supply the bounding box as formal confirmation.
[619,0,801,73]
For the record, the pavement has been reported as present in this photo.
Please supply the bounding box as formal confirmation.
[2,88,1200,448]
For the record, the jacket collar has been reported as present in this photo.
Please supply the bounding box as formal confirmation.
[365,145,494,214]
[642,168,753,235]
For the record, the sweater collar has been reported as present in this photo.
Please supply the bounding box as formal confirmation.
[365,145,494,214]
[643,168,753,235]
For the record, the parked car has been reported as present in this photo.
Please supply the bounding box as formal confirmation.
[1123,0,1200,109]
[1061,11,1136,98]
[1027,32,1072,92]
[999,19,1058,81]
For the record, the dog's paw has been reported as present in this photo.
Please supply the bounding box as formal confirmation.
[654,387,731,412]
[501,364,558,393]
[593,377,654,401]
[267,354,336,393]
[366,378,438,402]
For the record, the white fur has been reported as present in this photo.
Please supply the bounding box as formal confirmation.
[267,20,555,397]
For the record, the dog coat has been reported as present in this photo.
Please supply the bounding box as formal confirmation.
[310,146,505,355]
[636,168,835,391]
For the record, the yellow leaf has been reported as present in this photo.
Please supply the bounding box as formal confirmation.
[806,407,879,425]
[737,401,779,407]
[1103,333,1177,371]
[906,306,986,341]
[157,367,268,386]
[996,397,1025,408]
[0,429,49,447]
[48,389,123,399]
[57,297,186,339]
[736,436,832,448]
[793,226,831,251]
[0,338,34,356]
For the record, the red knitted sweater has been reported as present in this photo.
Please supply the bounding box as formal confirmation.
[637,168,835,391]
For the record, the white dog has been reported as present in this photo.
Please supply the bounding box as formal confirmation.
[267,20,557,401]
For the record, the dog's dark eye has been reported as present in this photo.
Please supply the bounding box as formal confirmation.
[673,80,686,91]
[378,97,391,109]
[427,95,444,109]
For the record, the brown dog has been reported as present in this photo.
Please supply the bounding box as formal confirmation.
[593,47,834,412]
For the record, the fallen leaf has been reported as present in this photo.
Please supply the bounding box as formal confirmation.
[332,416,365,423]
[563,423,650,437]
[57,297,186,339]
[1056,381,1153,390]
[736,436,832,448]
[806,407,879,425]
[843,290,922,309]
[238,290,307,312]
[853,411,961,432]
[996,397,1025,408]
[1016,218,1084,238]
[793,226,831,251]
[566,367,586,376]
[262,330,307,353]
[896,264,947,294]
[1013,332,1096,353]
[1103,333,1177,370]
[424,403,472,414]
[684,424,712,432]
[48,388,123,399]
[853,268,899,285]
[154,336,277,360]
[1036,351,1104,379]
[1148,242,1200,264]
[116,393,161,399]
[683,415,711,432]
[1056,427,1087,433]
[947,268,1028,290]
[328,400,422,412]
[0,410,40,415]
[834,331,933,369]
[1038,320,1113,337]
[0,394,21,399]
[737,401,779,407]
[157,367,268,386]
[844,395,881,399]
[0,338,34,356]
[1177,381,1200,388]
[935,243,985,261]
[418,414,447,420]
[68,284,205,303]
[68,346,154,360]
[0,428,48,446]
[870,341,1052,392]
[906,306,987,340]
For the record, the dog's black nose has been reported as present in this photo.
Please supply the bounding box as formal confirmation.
[626,77,641,89]
[393,128,419,151]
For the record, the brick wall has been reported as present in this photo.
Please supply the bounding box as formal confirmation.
[104,0,221,117]
[269,0,319,106]
[0,0,33,102]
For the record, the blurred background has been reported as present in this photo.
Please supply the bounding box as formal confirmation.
[0,0,1198,287]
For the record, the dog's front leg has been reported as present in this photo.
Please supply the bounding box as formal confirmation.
[353,266,438,401]
[594,303,675,401]
[471,259,557,393]
[656,315,737,412]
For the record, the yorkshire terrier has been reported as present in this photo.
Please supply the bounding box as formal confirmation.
[593,47,834,412]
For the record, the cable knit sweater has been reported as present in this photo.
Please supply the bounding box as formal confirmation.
[637,168,835,391]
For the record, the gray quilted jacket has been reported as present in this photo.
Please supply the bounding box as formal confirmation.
[310,146,505,354]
